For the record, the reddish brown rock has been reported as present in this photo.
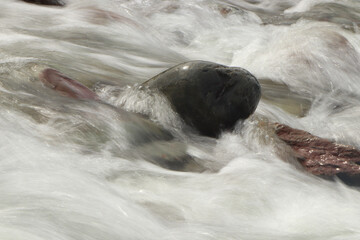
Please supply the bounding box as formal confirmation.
[21,0,65,6]
[40,69,99,100]
[274,123,360,186]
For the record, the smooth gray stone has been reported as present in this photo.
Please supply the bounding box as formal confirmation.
[143,61,261,137]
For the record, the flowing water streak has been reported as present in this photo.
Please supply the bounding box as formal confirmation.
[1,0,360,239]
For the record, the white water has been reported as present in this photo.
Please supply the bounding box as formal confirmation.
[1,0,360,239]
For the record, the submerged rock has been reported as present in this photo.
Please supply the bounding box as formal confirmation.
[143,61,261,137]
[38,68,204,172]
[21,0,65,6]
[259,78,312,117]
[260,3,360,32]
[134,140,205,172]
[274,123,360,186]
[40,69,99,100]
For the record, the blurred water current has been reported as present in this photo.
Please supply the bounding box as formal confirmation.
[0,0,360,239]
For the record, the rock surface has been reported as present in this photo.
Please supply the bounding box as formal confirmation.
[40,69,99,100]
[38,68,204,172]
[143,61,261,137]
[260,79,312,117]
[260,3,360,32]
[274,123,360,186]
[21,0,65,6]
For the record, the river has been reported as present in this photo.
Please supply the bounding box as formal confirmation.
[1,0,360,239]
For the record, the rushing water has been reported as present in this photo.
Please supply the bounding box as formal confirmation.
[1,0,360,239]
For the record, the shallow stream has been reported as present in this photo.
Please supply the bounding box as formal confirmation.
[1,0,360,239]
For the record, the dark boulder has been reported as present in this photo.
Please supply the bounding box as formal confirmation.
[21,0,65,6]
[143,61,261,137]
[274,123,360,186]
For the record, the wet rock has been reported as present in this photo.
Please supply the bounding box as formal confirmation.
[82,7,140,26]
[40,69,99,100]
[21,0,65,6]
[274,123,360,186]
[259,79,312,117]
[38,68,174,144]
[143,61,261,138]
[135,140,205,172]
[260,3,360,32]
[38,68,204,172]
